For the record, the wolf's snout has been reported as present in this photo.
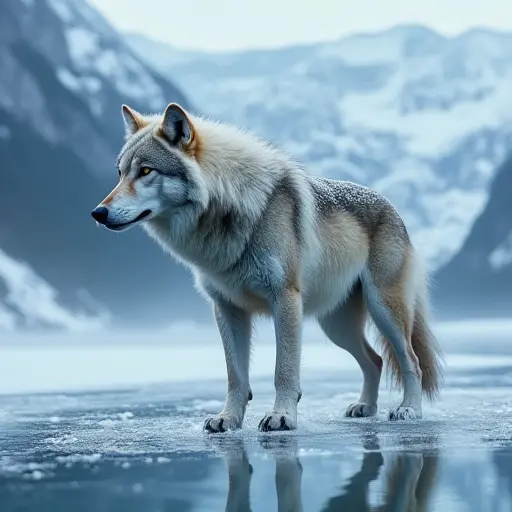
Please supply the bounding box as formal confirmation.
[91,206,109,224]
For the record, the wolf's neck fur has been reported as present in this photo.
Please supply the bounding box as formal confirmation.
[192,117,299,221]
[145,117,305,274]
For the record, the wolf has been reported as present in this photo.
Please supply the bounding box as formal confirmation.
[91,102,443,432]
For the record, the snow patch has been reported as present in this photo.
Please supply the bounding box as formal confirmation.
[66,27,99,64]
[0,306,16,330]
[94,52,165,109]
[0,247,108,331]
[412,188,489,270]
[0,126,11,140]
[489,231,512,270]
[57,68,102,114]
[56,68,81,92]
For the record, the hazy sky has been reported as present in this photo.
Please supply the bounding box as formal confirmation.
[88,0,511,51]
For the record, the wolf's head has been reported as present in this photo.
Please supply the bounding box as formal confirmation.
[91,103,208,232]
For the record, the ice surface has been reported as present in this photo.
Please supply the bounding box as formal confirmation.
[1,319,512,510]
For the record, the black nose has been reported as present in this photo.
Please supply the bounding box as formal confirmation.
[91,206,109,224]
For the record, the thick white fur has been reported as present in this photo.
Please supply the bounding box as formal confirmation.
[142,117,365,318]
[96,105,441,432]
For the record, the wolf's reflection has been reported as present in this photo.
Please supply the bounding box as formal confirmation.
[212,436,302,512]
[220,439,253,512]
[322,435,439,512]
[212,434,438,512]
[322,434,383,511]
[260,436,304,512]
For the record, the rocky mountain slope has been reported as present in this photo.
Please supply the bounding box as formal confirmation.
[128,26,512,276]
[435,155,512,318]
[0,0,205,329]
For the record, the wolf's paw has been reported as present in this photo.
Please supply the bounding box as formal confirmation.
[388,406,421,421]
[258,412,297,432]
[203,414,242,433]
[345,402,377,418]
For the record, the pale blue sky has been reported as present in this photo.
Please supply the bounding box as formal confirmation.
[88,0,512,51]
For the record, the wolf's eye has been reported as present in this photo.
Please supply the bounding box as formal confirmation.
[138,166,153,178]
[117,169,121,178]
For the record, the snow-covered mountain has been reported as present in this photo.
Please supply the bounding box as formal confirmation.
[3,0,188,172]
[127,26,512,273]
[0,0,206,330]
[435,154,512,318]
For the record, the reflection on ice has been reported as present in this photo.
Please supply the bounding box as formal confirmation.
[214,434,441,512]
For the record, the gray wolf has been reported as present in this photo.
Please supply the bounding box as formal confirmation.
[91,102,443,432]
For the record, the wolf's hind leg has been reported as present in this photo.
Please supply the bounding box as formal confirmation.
[318,283,382,418]
[363,248,423,421]
[204,298,252,433]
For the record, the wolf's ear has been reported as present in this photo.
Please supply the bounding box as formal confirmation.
[160,103,194,146]
[121,105,145,138]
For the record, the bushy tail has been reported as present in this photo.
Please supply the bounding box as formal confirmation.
[410,293,444,400]
[377,260,444,400]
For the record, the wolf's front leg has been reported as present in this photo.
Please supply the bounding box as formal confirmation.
[204,299,252,433]
[259,289,302,432]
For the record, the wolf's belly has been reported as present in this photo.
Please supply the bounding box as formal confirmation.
[197,262,364,319]
[300,255,366,317]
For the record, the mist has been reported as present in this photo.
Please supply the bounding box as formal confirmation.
[2,316,512,397]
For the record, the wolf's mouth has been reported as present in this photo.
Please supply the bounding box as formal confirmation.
[105,209,152,231]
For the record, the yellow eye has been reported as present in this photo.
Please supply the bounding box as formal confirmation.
[139,166,152,178]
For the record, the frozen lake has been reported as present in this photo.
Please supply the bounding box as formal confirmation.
[1,319,512,511]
